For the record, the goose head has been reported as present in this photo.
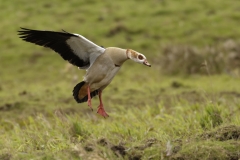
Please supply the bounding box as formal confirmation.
[126,49,151,67]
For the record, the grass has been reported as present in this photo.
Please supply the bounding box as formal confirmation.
[1,0,240,159]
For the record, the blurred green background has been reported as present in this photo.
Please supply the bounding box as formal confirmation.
[0,0,240,159]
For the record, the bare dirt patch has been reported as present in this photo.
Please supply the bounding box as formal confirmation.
[170,125,240,159]
[200,125,240,141]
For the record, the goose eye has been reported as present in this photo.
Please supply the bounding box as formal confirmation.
[138,55,144,60]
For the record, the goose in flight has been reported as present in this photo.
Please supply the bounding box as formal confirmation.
[18,28,151,117]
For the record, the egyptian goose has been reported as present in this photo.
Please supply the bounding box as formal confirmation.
[18,28,151,117]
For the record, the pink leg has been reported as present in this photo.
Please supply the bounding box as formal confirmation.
[97,90,109,117]
[87,85,93,111]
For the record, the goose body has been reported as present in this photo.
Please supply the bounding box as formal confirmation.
[18,28,151,117]
[84,47,127,90]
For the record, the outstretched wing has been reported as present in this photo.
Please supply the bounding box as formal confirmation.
[18,28,105,69]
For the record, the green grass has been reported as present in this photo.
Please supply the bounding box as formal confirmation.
[1,0,240,159]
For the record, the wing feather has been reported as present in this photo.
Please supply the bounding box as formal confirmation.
[18,28,105,68]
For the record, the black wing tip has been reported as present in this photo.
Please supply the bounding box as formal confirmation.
[18,27,35,32]
[19,27,27,31]
[18,27,79,38]
[18,27,60,33]
[18,27,40,37]
[19,27,29,30]
[18,27,30,34]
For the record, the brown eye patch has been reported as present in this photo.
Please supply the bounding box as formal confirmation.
[138,55,144,60]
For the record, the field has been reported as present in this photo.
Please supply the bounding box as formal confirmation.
[0,0,240,159]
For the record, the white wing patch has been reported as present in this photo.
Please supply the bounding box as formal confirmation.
[66,34,105,69]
